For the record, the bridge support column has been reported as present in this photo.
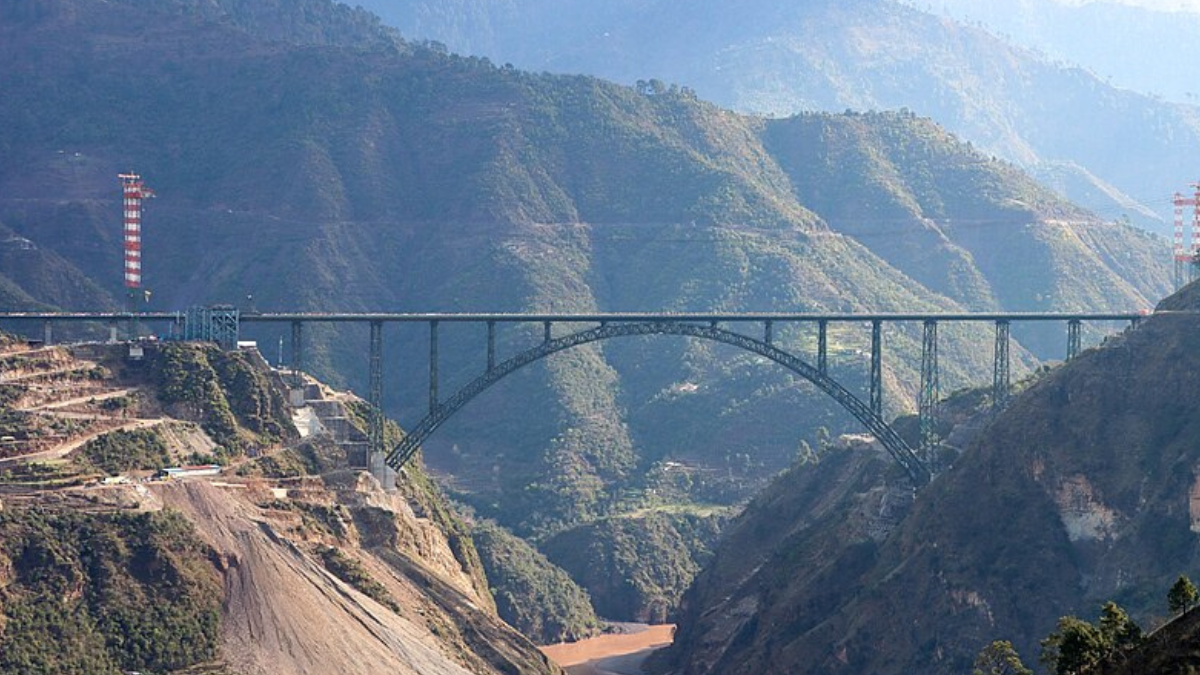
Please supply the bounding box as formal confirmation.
[367,320,395,490]
[108,321,119,344]
[289,321,305,406]
[818,320,828,376]
[1067,320,1082,361]
[291,321,304,382]
[369,321,384,454]
[487,321,496,371]
[919,320,939,462]
[764,320,773,346]
[993,320,1010,413]
[544,321,552,343]
[870,320,882,417]
[42,321,52,346]
[429,321,439,414]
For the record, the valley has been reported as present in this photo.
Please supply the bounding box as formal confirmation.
[3,0,1200,672]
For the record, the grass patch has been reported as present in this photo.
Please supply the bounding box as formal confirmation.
[317,545,400,612]
[78,428,171,474]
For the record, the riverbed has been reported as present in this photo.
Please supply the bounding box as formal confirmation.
[540,624,675,675]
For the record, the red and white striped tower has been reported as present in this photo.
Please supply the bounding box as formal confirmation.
[1174,192,1188,289]
[118,173,153,293]
[1192,183,1200,285]
[1172,188,1200,289]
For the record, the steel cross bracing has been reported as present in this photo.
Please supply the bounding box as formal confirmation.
[993,321,1011,413]
[1067,320,1083,361]
[918,320,939,462]
[383,321,932,486]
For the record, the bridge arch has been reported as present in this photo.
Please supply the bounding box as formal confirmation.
[385,322,930,485]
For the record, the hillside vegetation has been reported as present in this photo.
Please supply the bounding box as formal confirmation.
[361,0,1200,231]
[473,520,602,644]
[913,0,1200,105]
[661,283,1200,675]
[0,0,1172,624]
[0,337,562,674]
[0,510,222,675]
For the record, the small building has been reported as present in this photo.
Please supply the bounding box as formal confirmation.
[158,464,222,480]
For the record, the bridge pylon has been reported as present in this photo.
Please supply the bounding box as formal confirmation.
[993,320,1011,413]
[919,320,939,463]
[869,320,883,417]
[1066,319,1082,361]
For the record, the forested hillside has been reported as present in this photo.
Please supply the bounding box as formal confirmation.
[661,283,1200,675]
[358,0,1200,232]
[0,0,1171,623]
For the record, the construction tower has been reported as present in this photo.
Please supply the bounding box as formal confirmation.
[119,173,154,334]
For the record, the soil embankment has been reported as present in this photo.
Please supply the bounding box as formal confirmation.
[542,624,675,675]
[158,481,480,675]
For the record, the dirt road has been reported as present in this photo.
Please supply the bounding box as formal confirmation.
[0,417,163,466]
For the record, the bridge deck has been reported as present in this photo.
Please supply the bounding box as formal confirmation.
[0,311,1163,323]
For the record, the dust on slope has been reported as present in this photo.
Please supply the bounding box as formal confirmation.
[158,480,560,675]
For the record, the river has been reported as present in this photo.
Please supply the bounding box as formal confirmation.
[540,624,675,675]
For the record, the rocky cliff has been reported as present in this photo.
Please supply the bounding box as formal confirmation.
[661,286,1200,674]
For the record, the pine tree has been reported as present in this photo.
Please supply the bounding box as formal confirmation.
[1097,601,1142,652]
[1041,616,1107,675]
[1168,574,1198,615]
[973,640,1032,675]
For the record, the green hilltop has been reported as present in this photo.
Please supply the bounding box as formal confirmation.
[359,0,1200,232]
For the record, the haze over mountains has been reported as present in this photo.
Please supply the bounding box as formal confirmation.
[914,0,1200,104]
[354,0,1200,232]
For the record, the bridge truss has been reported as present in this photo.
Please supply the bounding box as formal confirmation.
[3,310,1146,488]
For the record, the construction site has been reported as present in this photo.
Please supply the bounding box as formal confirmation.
[0,323,557,675]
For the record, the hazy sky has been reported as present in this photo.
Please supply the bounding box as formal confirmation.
[1059,0,1200,11]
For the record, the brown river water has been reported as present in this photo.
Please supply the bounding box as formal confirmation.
[540,624,675,675]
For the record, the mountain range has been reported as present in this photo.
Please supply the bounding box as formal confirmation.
[353,0,1200,233]
[912,0,1200,105]
[0,0,1174,623]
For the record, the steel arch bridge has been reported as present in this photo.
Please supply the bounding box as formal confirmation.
[2,309,1150,489]
[383,321,931,485]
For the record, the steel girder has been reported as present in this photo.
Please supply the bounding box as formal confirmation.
[384,321,931,486]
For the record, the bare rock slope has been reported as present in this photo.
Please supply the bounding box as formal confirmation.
[159,480,553,675]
